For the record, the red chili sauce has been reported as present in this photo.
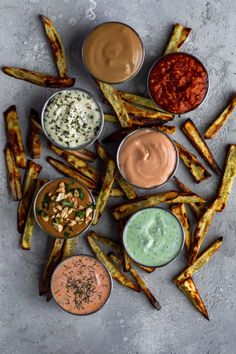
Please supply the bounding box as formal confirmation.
[148,53,208,114]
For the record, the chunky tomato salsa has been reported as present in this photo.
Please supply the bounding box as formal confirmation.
[148,52,208,114]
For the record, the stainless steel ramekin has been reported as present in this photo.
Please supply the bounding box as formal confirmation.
[123,207,185,268]
[116,128,179,190]
[147,52,210,115]
[41,88,104,150]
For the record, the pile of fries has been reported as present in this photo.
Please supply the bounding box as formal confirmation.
[3,18,236,319]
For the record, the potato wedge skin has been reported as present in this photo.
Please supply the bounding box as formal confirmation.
[4,147,22,201]
[204,96,236,139]
[2,67,75,88]
[164,23,191,54]
[30,109,42,159]
[215,144,236,212]
[5,105,27,168]
[174,140,211,183]
[41,15,68,78]
[123,102,174,121]
[119,91,167,112]
[64,148,97,162]
[181,119,221,176]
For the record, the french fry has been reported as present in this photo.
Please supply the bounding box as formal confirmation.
[93,188,125,197]
[123,101,174,122]
[204,96,236,139]
[176,277,209,320]
[109,254,161,310]
[171,203,192,252]
[118,220,131,272]
[103,126,176,144]
[112,191,206,221]
[135,263,156,273]
[118,91,166,112]
[175,237,223,284]
[164,23,191,54]
[189,200,218,265]
[5,105,26,168]
[41,15,68,78]
[93,159,116,225]
[181,119,221,176]
[2,67,75,88]
[29,109,42,159]
[60,238,78,261]
[87,233,140,292]
[174,141,211,183]
[4,147,22,200]
[46,156,97,190]
[39,239,64,295]
[173,176,206,218]
[104,113,117,123]
[97,81,132,127]
[215,144,236,211]
[49,143,96,162]
[21,178,48,250]
[18,160,42,233]
[88,231,121,253]
[96,141,137,200]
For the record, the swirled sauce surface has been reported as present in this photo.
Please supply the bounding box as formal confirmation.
[118,129,177,188]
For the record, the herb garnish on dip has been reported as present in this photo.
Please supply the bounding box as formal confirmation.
[51,255,112,315]
[42,89,103,149]
[123,208,184,267]
[34,178,95,238]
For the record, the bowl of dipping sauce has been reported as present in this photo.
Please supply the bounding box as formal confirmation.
[82,21,144,84]
[117,128,178,189]
[34,178,95,239]
[41,88,104,150]
[148,52,209,114]
[123,207,185,268]
[51,255,112,315]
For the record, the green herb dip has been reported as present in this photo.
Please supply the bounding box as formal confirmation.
[123,208,184,267]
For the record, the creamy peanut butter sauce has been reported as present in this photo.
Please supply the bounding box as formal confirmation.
[118,129,177,188]
[83,22,143,83]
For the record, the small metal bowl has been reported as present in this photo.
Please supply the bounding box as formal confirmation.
[41,87,104,150]
[33,177,95,240]
[51,255,113,316]
[147,52,209,115]
[123,207,185,268]
[116,128,179,190]
[82,21,145,85]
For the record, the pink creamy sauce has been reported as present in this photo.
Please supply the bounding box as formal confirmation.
[118,129,177,188]
[51,255,111,315]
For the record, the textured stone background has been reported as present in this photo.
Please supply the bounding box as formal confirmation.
[0,0,235,353]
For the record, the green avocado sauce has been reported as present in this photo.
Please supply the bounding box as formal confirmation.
[123,208,184,267]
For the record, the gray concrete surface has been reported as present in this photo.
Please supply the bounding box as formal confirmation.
[0,0,235,353]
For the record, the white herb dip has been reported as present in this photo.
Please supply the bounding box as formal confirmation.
[43,90,102,148]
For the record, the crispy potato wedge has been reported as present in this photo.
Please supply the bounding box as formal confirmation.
[118,91,166,112]
[5,105,27,168]
[87,233,140,292]
[2,67,75,88]
[189,200,218,265]
[174,140,211,183]
[29,109,42,159]
[60,238,77,261]
[171,203,192,252]
[4,147,22,201]
[18,160,42,233]
[46,156,97,190]
[41,15,68,78]
[176,277,209,320]
[93,159,116,225]
[215,144,236,211]
[175,237,223,284]
[104,113,118,123]
[93,188,125,197]
[39,239,64,295]
[204,96,236,139]
[164,23,191,54]
[64,149,96,162]
[88,231,121,253]
[173,176,207,218]
[103,126,176,144]
[96,141,137,200]
[109,254,161,310]
[97,81,132,127]
[118,220,131,272]
[112,191,206,220]
[31,117,43,132]
[135,263,156,273]
[21,178,48,250]
[181,119,221,176]
[123,101,174,122]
